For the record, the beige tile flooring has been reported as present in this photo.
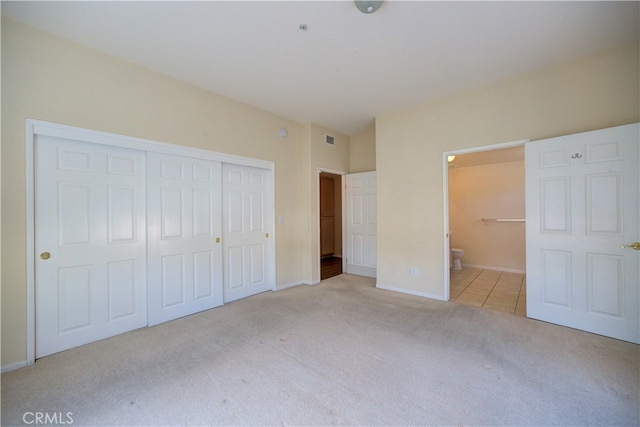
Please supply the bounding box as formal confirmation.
[450,268,526,316]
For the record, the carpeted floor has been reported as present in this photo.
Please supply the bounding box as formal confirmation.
[2,274,638,426]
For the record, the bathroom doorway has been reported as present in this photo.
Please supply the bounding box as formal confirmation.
[444,141,527,316]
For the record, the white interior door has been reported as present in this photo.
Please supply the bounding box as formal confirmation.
[346,171,377,277]
[526,123,639,343]
[147,153,223,325]
[222,164,273,302]
[35,136,147,358]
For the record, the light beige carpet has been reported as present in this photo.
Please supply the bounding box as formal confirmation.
[2,274,638,426]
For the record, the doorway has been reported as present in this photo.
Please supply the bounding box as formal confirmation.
[444,141,527,315]
[444,124,639,342]
[320,172,343,280]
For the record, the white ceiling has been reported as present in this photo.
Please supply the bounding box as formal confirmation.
[3,1,638,136]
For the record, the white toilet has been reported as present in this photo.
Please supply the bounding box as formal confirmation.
[451,248,464,271]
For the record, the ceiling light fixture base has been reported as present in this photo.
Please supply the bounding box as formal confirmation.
[354,0,383,14]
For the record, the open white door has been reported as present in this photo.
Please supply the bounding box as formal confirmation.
[346,171,377,277]
[526,123,639,343]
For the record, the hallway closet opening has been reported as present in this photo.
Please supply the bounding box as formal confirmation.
[319,172,343,280]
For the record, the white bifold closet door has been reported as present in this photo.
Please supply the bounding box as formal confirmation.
[147,152,224,325]
[35,136,147,358]
[222,164,273,302]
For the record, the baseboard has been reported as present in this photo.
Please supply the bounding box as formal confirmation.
[346,264,376,278]
[463,264,526,274]
[2,359,29,374]
[375,283,446,301]
[276,280,318,290]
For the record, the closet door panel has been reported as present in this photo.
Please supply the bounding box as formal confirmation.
[35,136,147,358]
[223,164,273,302]
[147,153,223,325]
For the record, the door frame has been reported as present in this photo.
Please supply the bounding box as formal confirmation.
[25,119,275,365]
[316,168,347,282]
[442,139,528,301]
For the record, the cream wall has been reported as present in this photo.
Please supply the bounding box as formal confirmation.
[376,42,639,299]
[349,125,376,173]
[0,19,345,367]
[449,161,525,272]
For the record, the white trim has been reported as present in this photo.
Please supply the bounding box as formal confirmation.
[1,360,29,374]
[442,155,451,301]
[376,283,447,301]
[317,167,346,176]
[442,139,528,302]
[25,122,36,367]
[25,119,276,363]
[268,167,277,292]
[462,264,526,274]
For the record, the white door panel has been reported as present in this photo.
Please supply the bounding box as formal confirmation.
[346,172,377,277]
[147,153,223,325]
[35,136,147,358]
[223,164,273,302]
[526,123,639,343]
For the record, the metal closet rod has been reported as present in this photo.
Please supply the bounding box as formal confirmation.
[481,218,526,223]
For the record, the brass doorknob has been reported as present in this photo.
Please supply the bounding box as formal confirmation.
[265,233,269,238]
[40,252,51,260]
[216,237,221,243]
[621,242,640,250]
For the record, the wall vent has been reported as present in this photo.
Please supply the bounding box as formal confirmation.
[325,134,335,145]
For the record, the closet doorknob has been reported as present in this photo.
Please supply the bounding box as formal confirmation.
[621,242,640,250]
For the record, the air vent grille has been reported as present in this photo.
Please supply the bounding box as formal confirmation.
[325,134,335,145]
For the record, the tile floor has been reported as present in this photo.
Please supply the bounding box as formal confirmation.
[450,268,526,316]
